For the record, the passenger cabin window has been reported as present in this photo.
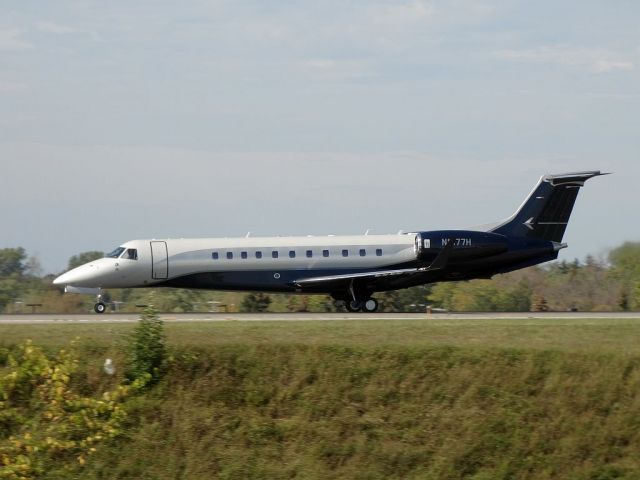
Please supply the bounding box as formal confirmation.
[376,248,383,256]
[241,251,248,259]
[106,247,125,259]
[323,250,329,257]
[342,249,349,257]
[272,251,279,259]
[306,250,313,258]
[359,249,366,257]
[125,249,138,260]
[289,250,296,258]
[256,251,262,259]
[212,252,219,260]
[226,252,233,260]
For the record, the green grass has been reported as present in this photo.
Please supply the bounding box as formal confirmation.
[2,318,640,354]
[81,345,640,479]
[4,319,640,479]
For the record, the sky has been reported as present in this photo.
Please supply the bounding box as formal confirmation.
[1,0,638,274]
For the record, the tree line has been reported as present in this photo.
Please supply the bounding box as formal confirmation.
[0,242,639,313]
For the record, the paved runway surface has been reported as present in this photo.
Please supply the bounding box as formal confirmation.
[1,312,640,324]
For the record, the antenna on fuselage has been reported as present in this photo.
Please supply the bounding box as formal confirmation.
[245,232,251,238]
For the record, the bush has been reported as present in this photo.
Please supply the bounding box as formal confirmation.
[0,340,143,479]
[126,302,166,384]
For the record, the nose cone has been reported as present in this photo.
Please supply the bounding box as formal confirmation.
[53,262,101,287]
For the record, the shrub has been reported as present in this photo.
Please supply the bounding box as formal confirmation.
[0,340,143,479]
[126,302,166,384]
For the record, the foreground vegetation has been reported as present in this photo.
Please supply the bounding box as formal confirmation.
[3,318,640,479]
[2,318,640,353]
[0,242,639,314]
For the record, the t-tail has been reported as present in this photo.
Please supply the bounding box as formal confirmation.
[490,171,608,245]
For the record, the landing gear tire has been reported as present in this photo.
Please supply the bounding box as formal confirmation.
[346,300,362,312]
[362,298,379,313]
[94,302,106,314]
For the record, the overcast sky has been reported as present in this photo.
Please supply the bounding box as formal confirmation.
[1,0,638,274]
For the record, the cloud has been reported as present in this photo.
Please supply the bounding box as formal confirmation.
[495,46,635,73]
[590,59,634,73]
[0,81,28,93]
[377,0,435,23]
[300,59,375,81]
[34,21,78,35]
[0,29,33,51]
[362,0,436,37]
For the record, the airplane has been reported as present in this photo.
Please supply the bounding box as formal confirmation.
[53,171,606,313]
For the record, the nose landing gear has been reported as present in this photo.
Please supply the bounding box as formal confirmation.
[94,291,107,314]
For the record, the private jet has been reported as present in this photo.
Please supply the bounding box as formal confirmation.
[53,171,606,313]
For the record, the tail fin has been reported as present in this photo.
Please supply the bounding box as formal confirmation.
[491,171,607,243]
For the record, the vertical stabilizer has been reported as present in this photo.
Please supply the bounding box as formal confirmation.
[491,171,607,243]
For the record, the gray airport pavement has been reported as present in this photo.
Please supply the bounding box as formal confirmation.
[1,312,640,324]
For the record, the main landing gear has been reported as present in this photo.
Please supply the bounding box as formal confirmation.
[335,298,379,313]
[94,291,106,314]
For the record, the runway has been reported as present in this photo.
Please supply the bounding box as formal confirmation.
[1,312,639,324]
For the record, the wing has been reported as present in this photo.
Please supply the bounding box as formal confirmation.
[293,238,455,288]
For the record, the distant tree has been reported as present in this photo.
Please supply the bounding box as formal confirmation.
[379,285,431,312]
[531,295,549,312]
[306,295,335,312]
[609,243,640,285]
[0,247,27,277]
[0,248,30,312]
[241,293,272,312]
[619,290,630,311]
[68,251,104,270]
[428,271,534,312]
[428,283,458,311]
[24,255,43,277]
[286,295,311,312]
[539,255,619,312]
[609,242,640,310]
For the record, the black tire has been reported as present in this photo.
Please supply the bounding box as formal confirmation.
[94,302,106,314]
[346,300,362,312]
[363,298,379,312]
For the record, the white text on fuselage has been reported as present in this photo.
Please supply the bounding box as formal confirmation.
[441,238,472,247]
[423,238,472,249]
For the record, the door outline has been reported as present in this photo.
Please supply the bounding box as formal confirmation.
[150,241,169,280]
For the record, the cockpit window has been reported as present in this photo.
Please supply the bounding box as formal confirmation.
[125,249,138,260]
[106,247,125,258]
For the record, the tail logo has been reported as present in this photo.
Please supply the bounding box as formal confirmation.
[524,217,535,231]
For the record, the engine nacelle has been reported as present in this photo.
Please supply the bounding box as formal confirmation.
[415,230,509,261]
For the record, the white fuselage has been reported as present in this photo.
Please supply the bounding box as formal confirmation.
[54,234,419,290]
[51,171,604,313]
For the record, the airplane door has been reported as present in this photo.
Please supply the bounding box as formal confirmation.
[150,241,168,280]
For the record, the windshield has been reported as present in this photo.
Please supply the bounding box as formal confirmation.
[124,248,138,260]
[106,247,125,258]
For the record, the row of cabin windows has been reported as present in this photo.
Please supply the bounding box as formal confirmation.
[212,248,384,260]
